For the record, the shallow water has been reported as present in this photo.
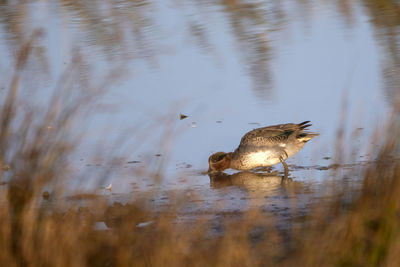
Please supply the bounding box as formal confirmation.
[0,1,398,217]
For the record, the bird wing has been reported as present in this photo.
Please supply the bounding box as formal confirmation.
[239,128,293,147]
[238,121,311,147]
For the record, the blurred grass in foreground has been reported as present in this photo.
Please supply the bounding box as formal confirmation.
[1,35,400,267]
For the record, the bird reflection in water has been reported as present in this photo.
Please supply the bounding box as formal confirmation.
[208,171,304,194]
[208,171,308,210]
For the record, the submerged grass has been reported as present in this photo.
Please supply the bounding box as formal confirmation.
[2,35,400,267]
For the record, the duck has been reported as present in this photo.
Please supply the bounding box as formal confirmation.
[208,121,319,176]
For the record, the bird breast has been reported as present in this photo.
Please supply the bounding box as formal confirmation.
[231,150,282,170]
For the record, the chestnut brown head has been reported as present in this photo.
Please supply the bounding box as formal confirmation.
[208,152,232,172]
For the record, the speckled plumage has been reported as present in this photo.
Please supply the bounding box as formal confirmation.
[208,121,319,173]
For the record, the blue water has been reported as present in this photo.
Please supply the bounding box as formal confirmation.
[0,1,394,212]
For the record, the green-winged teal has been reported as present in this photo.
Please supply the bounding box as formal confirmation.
[208,121,319,175]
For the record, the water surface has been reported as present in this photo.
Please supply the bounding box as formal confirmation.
[0,1,398,216]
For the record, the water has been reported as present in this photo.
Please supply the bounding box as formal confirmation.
[0,1,398,216]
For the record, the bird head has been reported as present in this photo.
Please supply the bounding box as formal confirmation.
[208,152,232,172]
